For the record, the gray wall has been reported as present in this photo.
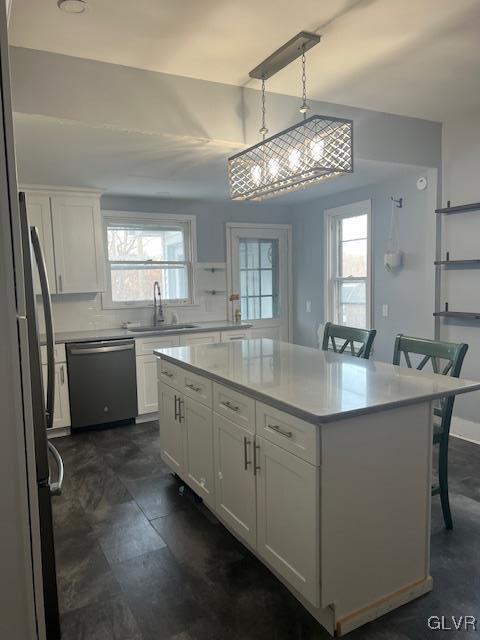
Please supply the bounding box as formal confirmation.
[440,114,480,428]
[291,169,437,362]
[101,194,292,262]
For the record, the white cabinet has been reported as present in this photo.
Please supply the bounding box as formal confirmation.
[136,336,180,415]
[158,382,184,473]
[255,435,319,606]
[179,332,221,346]
[24,189,105,294]
[25,193,56,294]
[184,397,215,508]
[136,355,159,415]
[50,194,105,293]
[213,412,256,548]
[42,362,71,430]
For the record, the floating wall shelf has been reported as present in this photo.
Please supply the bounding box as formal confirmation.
[434,311,480,320]
[435,201,480,215]
[434,259,480,266]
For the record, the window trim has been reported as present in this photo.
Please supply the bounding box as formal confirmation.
[324,200,372,329]
[101,210,197,310]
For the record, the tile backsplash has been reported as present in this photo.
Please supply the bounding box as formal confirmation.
[39,263,228,333]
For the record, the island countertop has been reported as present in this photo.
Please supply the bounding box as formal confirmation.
[154,338,480,423]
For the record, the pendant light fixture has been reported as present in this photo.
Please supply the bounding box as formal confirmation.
[228,32,353,201]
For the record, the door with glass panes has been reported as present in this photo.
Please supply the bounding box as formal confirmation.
[227,225,291,341]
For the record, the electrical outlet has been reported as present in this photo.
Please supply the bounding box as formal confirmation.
[306,300,312,313]
[382,304,389,318]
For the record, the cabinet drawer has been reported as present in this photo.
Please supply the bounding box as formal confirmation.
[221,330,251,341]
[213,383,255,433]
[41,343,66,365]
[136,335,180,356]
[179,332,221,346]
[181,369,212,407]
[157,357,182,390]
[256,402,320,465]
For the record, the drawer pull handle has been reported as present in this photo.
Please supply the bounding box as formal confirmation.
[268,424,293,439]
[243,437,251,471]
[186,382,202,392]
[162,370,174,378]
[222,400,240,412]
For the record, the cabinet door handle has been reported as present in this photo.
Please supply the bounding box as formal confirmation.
[162,370,174,378]
[243,437,251,471]
[60,365,65,385]
[253,441,260,475]
[58,274,63,292]
[221,400,239,412]
[179,398,185,423]
[186,382,201,392]
[268,424,293,439]
[174,395,180,421]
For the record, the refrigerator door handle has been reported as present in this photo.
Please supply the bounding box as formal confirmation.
[30,226,55,430]
[48,442,64,496]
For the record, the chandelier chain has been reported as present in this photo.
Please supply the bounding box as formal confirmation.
[259,77,268,139]
[300,47,310,118]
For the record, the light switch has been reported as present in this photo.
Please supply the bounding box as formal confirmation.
[306,300,312,313]
[382,304,389,318]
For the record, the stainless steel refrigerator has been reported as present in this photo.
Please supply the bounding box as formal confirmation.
[19,192,64,639]
[0,4,62,637]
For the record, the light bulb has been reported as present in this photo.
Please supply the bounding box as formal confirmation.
[310,137,325,162]
[268,158,280,178]
[289,148,301,171]
[251,165,262,186]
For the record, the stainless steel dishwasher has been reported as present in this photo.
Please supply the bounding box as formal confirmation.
[66,339,137,429]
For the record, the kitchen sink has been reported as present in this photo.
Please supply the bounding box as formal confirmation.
[128,324,198,333]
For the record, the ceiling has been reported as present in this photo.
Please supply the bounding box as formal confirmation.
[10,0,480,121]
[13,113,412,204]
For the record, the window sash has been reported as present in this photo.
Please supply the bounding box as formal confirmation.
[325,203,371,329]
[102,213,195,308]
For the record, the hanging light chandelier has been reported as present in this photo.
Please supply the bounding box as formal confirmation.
[228,32,353,201]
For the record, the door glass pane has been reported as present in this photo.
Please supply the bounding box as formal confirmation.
[238,238,279,320]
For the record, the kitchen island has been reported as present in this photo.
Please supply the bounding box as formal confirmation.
[154,338,480,636]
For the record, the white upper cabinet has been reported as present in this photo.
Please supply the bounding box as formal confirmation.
[24,193,56,294]
[50,194,105,294]
[24,188,105,295]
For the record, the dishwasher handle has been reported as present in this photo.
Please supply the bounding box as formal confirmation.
[69,342,135,356]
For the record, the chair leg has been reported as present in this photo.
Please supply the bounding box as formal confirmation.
[438,438,453,530]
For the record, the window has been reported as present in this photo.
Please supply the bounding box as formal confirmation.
[102,212,195,308]
[325,201,371,329]
[239,238,279,320]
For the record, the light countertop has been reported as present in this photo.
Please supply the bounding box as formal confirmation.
[154,338,480,423]
[46,321,252,345]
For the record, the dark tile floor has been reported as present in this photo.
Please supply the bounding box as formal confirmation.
[52,422,480,640]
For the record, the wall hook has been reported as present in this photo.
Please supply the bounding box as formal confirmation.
[391,196,403,208]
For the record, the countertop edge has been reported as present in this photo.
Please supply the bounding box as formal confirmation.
[155,351,480,424]
[49,323,253,345]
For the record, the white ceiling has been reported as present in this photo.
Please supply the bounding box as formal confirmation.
[10,0,480,121]
[13,113,412,203]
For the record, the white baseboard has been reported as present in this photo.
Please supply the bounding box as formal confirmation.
[450,417,480,446]
[47,427,71,439]
[135,412,159,424]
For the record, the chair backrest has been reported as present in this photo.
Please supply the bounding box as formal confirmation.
[321,322,377,359]
[392,334,468,436]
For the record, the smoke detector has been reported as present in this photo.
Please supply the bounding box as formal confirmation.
[57,0,87,14]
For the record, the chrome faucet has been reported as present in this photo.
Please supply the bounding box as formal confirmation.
[153,281,164,325]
